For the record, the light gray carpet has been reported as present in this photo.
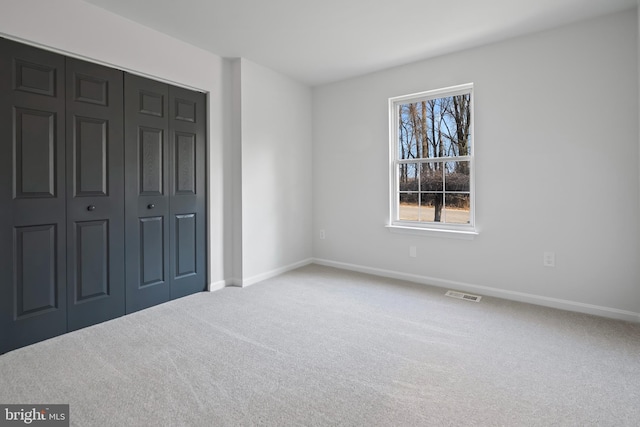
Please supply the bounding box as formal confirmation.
[1,264,639,426]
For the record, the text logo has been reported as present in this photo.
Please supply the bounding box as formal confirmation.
[0,405,68,427]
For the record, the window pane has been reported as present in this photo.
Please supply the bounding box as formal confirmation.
[438,94,472,157]
[398,163,418,191]
[399,193,419,221]
[397,94,471,160]
[420,193,444,223]
[397,103,420,160]
[445,161,470,191]
[450,94,472,156]
[420,163,443,191]
[444,193,471,224]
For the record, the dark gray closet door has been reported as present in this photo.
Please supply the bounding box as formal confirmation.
[124,74,171,312]
[0,38,67,353]
[65,58,125,331]
[168,87,206,299]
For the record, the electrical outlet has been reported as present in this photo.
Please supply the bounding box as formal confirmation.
[543,252,555,267]
[409,246,417,258]
[319,229,326,240]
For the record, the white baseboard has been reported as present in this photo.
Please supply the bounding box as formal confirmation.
[236,258,314,288]
[313,258,640,323]
[208,280,228,292]
[225,278,242,288]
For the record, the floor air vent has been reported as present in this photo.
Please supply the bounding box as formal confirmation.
[445,290,482,302]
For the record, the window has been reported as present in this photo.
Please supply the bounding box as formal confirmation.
[389,83,475,234]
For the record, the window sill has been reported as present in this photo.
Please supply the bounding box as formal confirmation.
[385,224,478,240]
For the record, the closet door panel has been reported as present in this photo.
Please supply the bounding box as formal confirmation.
[73,220,110,301]
[169,87,206,299]
[66,58,125,331]
[125,74,170,313]
[14,108,56,198]
[14,225,58,317]
[0,39,67,354]
[139,216,166,286]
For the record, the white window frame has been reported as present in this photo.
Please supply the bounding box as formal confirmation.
[387,83,477,238]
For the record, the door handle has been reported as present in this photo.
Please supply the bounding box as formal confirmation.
[87,205,96,211]
[147,204,155,209]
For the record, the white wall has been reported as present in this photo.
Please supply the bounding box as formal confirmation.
[0,0,229,288]
[235,59,313,285]
[313,9,640,320]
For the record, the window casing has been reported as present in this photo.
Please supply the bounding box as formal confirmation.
[389,83,475,234]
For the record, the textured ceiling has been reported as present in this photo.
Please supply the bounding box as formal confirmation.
[84,0,637,85]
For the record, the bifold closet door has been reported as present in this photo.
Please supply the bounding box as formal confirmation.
[168,86,206,300]
[124,74,171,312]
[65,58,125,331]
[124,75,206,312]
[0,39,67,353]
[1,38,207,353]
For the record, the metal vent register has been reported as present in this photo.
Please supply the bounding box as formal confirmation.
[445,290,482,302]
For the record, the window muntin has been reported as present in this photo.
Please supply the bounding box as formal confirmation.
[390,84,474,231]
